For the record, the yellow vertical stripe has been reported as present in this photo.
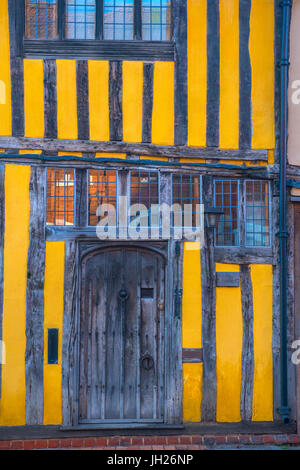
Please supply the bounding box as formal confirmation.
[24,59,44,138]
[219,0,239,149]
[251,264,273,421]
[152,61,174,145]
[187,0,207,147]
[0,0,11,135]
[216,263,242,422]
[0,164,30,425]
[123,61,143,143]
[88,60,109,141]
[249,0,275,149]
[182,242,202,348]
[56,60,77,139]
[43,241,65,425]
[183,363,202,422]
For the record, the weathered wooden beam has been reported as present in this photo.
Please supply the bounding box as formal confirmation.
[43,59,58,139]
[214,247,274,265]
[23,40,175,61]
[216,272,240,287]
[239,0,252,149]
[62,241,79,427]
[201,176,217,422]
[240,265,254,422]
[182,348,203,363]
[174,0,188,146]
[8,0,24,137]
[76,61,90,141]
[25,166,46,425]
[206,0,220,148]
[0,137,269,161]
[109,61,123,142]
[142,63,154,144]
[0,165,4,397]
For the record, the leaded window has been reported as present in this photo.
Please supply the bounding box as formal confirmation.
[214,180,239,246]
[171,174,201,230]
[130,170,159,229]
[25,0,173,40]
[25,0,58,39]
[46,168,75,225]
[245,180,270,247]
[88,169,118,226]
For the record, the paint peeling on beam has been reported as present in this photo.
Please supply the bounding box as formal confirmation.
[0,137,268,161]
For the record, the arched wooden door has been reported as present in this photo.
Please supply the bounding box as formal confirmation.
[79,247,165,424]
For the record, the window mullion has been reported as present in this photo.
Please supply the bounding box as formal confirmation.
[58,0,65,40]
[96,0,104,40]
[240,180,246,248]
[134,0,142,40]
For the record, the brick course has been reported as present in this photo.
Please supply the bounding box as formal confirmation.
[0,434,299,450]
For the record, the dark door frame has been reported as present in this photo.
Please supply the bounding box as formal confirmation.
[61,238,183,429]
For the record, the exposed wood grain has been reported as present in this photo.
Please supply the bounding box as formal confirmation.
[182,349,203,363]
[173,0,187,146]
[206,0,220,148]
[62,241,78,426]
[25,166,46,424]
[0,137,269,161]
[43,59,58,139]
[240,265,254,422]
[201,176,217,422]
[239,0,252,149]
[216,272,240,287]
[75,168,87,227]
[76,61,90,141]
[0,165,4,396]
[109,61,123,142]
[23,40,175,61]
[142,63,154,143]
[293,205,300,431]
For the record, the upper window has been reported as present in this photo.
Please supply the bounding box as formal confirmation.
[25,0,172,41]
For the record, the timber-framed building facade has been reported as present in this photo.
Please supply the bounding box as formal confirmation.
[0,0,298,433]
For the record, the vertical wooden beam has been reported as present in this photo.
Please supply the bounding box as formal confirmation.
[75,168,87,228]
[239,0,252,149]
[76,61,90,141]
[206,0,220,148]
[109,61,123,142]
[240,264,254,421]
[44,59,58,139]
[134,0,142,40]
[25,166,46,424]
[8,0,24,137]
[293,205,300,432]
[62,241,79,426]
[142,63,154,144]
[0,165,4,397]
[173,0,187,146]
[201,175,217,421]
[272,190,281,421]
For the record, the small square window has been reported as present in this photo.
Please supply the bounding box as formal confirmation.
[46,168,75,226]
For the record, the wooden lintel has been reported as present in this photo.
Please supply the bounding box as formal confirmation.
[0,137,268,161]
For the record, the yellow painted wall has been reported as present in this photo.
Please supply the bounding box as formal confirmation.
[24,59,44,138]
[152,61,174,145]
[0,164,30,425]
[56,60,78,140]
[219,0,239,149]
[216,263,243,422]
[88,60,109,141]
[251,264,273,421]
[0,0,11,136]
[182,242,202,421]
[123,61,143,143]
[249,0,275,149]
[43,241,65,425]
[187,0,207,147]
[183,363,202,422]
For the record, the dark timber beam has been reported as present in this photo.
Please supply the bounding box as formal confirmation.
[0,137,269,161]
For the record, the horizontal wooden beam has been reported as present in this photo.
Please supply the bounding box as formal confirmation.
[216,272,240,287]
[182,348,203,363]
[24,40,175,61]
[0,137,268,161]
[214,247,274,265]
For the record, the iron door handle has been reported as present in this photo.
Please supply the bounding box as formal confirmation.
[141,353,154,371]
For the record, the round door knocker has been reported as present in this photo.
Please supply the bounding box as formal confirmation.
[141,353,154,371]
[118,288,129,300]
